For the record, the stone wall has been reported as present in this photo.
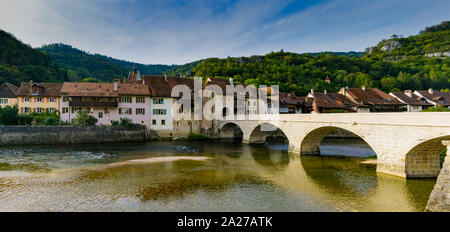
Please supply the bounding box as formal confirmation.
[0,126,148,145]
[426,141,450,212]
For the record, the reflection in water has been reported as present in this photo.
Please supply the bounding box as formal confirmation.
[0,140,436,212]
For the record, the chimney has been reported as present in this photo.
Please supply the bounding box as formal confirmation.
[113,79,118,92]
[229,78,234,86]
[164,74,168,82]
[362,85,366,91]
[310,88,315,96]
[428,88,434,95]
[404,90,412,97]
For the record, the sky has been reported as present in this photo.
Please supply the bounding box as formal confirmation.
[0,0,449,65]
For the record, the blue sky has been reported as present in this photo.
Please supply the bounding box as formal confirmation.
[0,0,448,64]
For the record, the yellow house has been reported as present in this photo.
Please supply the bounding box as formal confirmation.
[0,82,19,108]
[16,81,62,114]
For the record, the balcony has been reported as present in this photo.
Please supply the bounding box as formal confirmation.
[69,101,118,107]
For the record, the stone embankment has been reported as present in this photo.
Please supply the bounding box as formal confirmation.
[0,126,148,145]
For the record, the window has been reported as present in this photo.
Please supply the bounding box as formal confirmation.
[153,98,164,104]
[62,107,69,113]
[24,107,30,113]
[152,109,166,115]
[0,98,8,104]
[120,96,132,103]
[48,108,55,113]
[49,97,55,103]
[119,108,132,114]
[152,120,157,125]
[104,108,109,114]
[136,108,145,115]
[136,97,145,103]
[98,112,103,118]
[36,108,43,113]
[37,97,42,102]
[161,120,166,125]
[62,96,69,102]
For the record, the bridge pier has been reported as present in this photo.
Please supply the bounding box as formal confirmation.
[426,141,450,212]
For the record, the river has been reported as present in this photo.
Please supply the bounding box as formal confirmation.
[0,139,436,212]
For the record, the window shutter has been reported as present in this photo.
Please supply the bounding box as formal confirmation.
[119,97,122,103]
[20,108,23,113]
[136,108,138,114]
[119,108,122,114]
[128,108,131,115]
[143,109,145,114]
[153,109,156,115]
[21,97,24,102]
[143,97,145,103]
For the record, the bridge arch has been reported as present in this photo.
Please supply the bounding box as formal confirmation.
[404,135,450,178]
[219,122,244,140]
[245,123,289,144]
[299,126,377,157]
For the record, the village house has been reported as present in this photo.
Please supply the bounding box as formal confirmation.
[141,74,201,138]
[58,80,150,126]
[279,92,304,114]
[413,88,450,109]
[16,81,62,114]
[307,89,362,113]
[389,90,433,112]
[338,86,404,112]
[0,82,19,108]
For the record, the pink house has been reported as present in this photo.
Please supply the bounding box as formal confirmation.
[59,80,151,127]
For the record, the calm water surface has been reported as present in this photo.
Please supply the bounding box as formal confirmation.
[0,139,436,212]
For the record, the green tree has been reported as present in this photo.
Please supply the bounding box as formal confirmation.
[72,111,98,126]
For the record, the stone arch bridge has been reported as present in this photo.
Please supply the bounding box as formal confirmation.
[218,113,450,179]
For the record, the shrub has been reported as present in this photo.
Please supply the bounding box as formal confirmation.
[0,106,18,125]
[18,114,33,125]
[111,120,119,126]
[44,117,58,125]
[72,110,98,126]
[421,106,450,112]
[119,118,139,129]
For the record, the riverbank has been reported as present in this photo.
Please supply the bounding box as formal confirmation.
[0,125,148,145]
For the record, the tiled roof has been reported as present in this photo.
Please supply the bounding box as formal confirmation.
[16,82,62,97]
[0,82,19,98]
[142,75,195,98]
[310,92,347,109]
[60,82,150,97]
[343,88,404,106]
[117,83,150,96]
[59,82,118,97]
[279,92,303,105]
[415,90,450,106]
[390,92,433,106]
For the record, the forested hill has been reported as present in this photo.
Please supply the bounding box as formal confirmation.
[0,30,67,85]
[367,21,449,59]
[171,21,450,95]
[39,44,177,82]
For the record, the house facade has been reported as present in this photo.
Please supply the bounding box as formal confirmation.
[389,90,432,112]
[59,81,150,126]
[16,81,62,114]
[0,83,19,108]
[414,89,450,109]
[338,86,404,112]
